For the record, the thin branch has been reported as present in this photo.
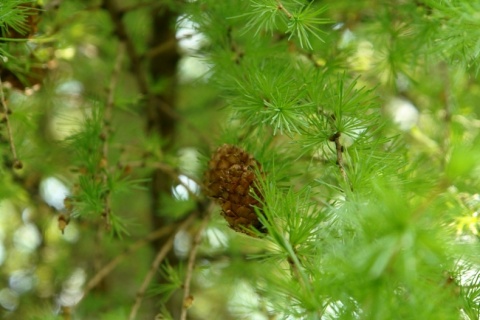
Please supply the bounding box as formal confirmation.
[150,162,204,189]
[151,163,204,200]
[276,0,293,19]
[289,43,325,68]
[333,133,347,181]
[125,160,205,199]
[0,77,22,169]
[156,99,212,145]
[83,223,173,297]
[144,37,177,59]
[128,212,198,320]
[287,256,302,281]
[329,132,352,191]
[285,243,311,292]
[104,42,125,135]
[180,209,212,320]
[99,41,125,228]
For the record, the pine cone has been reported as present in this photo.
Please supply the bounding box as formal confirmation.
[205,144,265,235]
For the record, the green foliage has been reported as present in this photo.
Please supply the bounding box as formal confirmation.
[238,0,330,49]
[151,261,184,303]
[424,0,480,73]
[0,0,36,37]
[186,0,480,318]
[231,63,312,135]
[2,0,480,319]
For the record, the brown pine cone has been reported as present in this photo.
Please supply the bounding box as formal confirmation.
[205,144,265,235]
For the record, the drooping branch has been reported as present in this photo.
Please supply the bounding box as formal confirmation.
[83,221,179,297]
[179,209,213,320]
[99,41,125,228]
[128,212,198,320]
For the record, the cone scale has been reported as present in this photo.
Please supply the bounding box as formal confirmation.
[205,144,265,235]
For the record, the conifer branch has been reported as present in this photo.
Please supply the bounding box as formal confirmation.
[150,162,204,190]
[99,41,125,228]
[287,256,302,282]
[151,166,201,201]
[0,77,22,169]
[179,209,212,320]
[83,223,177,297]
[125,160,203,200]
[128,212,198,320]
[330,132,352,191]
[285,246,311,293]
[276,0,292,19]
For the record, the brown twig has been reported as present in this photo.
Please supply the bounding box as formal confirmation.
[286,243,311,291]
[128,212,198,320]
[329,132,352,191]
[0,77,22,169]
[276,0,293,19]
[287,256,302,281]
[104,42,124,134]
[150,162,204,189]
[125,160,204,198]
[99,41,125,228]
[145,37,177,59]
[83,223,173,297]
[179,209,212,320]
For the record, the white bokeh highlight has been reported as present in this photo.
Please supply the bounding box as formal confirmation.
[40,177,70,211]
[386,97,419,131]
[172,175,199,201]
